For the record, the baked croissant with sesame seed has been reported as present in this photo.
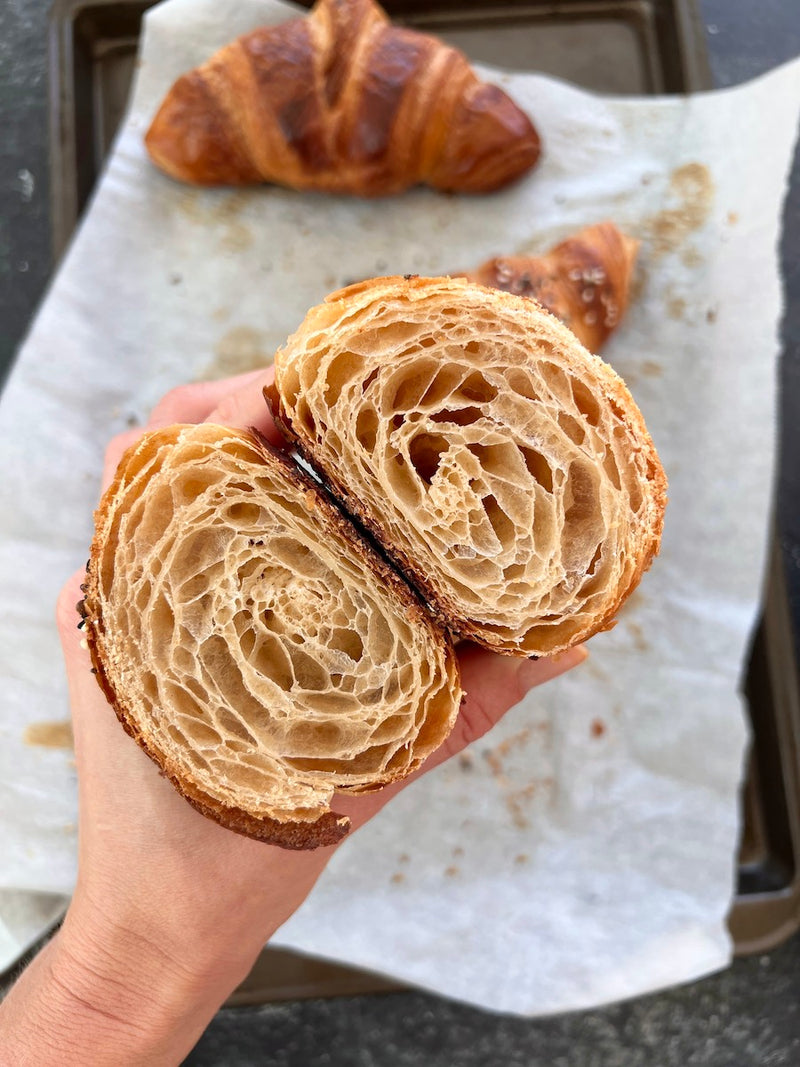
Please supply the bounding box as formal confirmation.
[463,223,638,352]
[144,0,540,195]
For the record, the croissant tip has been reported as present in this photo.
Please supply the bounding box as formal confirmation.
[621,232,641,262]
[585,221,640,263]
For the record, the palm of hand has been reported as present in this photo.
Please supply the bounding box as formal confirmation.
[58,368,585,972]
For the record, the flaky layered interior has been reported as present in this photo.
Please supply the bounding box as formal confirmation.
[84,424,460,843]
[273,277,666,655]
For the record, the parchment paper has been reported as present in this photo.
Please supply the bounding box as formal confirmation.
[1,0,799,1013]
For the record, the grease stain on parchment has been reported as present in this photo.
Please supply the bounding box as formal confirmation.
[177,189,250,225]
[667,296,687,320]
[625,619,650,652]
[681,246,704,268]
[645,162,715,257]
[176,190,254,253]
[219,222,254,253]
[198,326,272,380]
[24,721,73,749]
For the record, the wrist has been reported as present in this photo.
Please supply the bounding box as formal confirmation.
[67,840,330,993]
[32,897,259,1067]
[59,890,257,1020]
[1,861,323,1067]
[8,833,335,1064]
[0,920,240,1067]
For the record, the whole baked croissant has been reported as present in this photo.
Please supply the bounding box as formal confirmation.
[144,0,541,194]
[464,222,639,352]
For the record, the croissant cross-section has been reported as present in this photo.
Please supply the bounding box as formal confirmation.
[83,424,461,847]
[271,276,667,656]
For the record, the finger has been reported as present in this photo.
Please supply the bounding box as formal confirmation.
[203,367,284,446]
[101,428,144,491]
[433,643,589,767]
[147,368,275,430]
[56,569,125,750]
[99,369,281,492]
[333,643,588,833]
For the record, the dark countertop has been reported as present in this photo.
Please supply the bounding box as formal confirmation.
[1,1,799,1064]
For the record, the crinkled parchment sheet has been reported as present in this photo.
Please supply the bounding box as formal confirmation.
[1,0,799,1014]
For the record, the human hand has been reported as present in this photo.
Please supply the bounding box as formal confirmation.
[3,369,586,1066]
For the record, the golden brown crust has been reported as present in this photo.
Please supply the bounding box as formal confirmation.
[144,0,540,194]
[83,423,460,847]
[464,223,639,352]
[273,275,667,656]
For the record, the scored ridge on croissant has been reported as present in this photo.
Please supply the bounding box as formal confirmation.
[271,275,666,656]
[83,424,460,847]
[463,223,639,352]
[144,0,540,194]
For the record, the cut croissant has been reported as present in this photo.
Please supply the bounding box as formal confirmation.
[270,276,666,656]
[144,0,540,194]
[464,223,639,352]
[82,424,460,847]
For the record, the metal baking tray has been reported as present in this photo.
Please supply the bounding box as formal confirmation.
[41,0,800,1002]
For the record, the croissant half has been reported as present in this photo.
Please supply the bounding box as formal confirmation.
[83,424,460,847]
[271,276,666,656]
[144,0,540,194]
[464,223,639,352]
[86,280,665,845]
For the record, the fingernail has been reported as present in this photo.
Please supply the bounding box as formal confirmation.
[556,644,589,665]
[517,643,588,691]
